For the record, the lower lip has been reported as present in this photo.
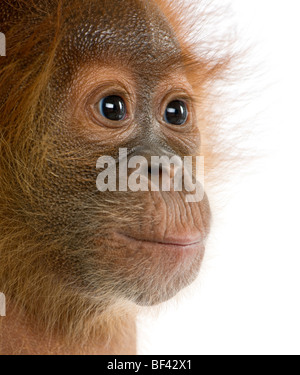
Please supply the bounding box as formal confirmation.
[117,233,203,252]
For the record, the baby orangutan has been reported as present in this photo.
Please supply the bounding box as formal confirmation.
[0,0,231,354]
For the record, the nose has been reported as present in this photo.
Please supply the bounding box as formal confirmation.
[129,146,183,191]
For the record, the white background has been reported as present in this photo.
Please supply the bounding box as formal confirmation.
[138,0,300,355]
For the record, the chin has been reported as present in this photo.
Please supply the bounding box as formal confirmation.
[90,234,206,306]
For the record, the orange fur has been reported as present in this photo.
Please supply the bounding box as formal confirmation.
[0,0,238,354]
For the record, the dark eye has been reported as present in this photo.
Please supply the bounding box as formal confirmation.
[99,95,126,121]
[164,100,188,126]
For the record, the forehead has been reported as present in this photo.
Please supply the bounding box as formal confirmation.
[60,0,182,77]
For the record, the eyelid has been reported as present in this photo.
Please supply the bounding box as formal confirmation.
[85,81,134,108]
[93,90,130,109]
[161,85,194,102]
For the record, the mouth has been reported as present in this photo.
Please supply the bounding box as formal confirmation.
[116,232,203,252]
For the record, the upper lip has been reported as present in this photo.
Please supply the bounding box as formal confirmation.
[118,233,202,247]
